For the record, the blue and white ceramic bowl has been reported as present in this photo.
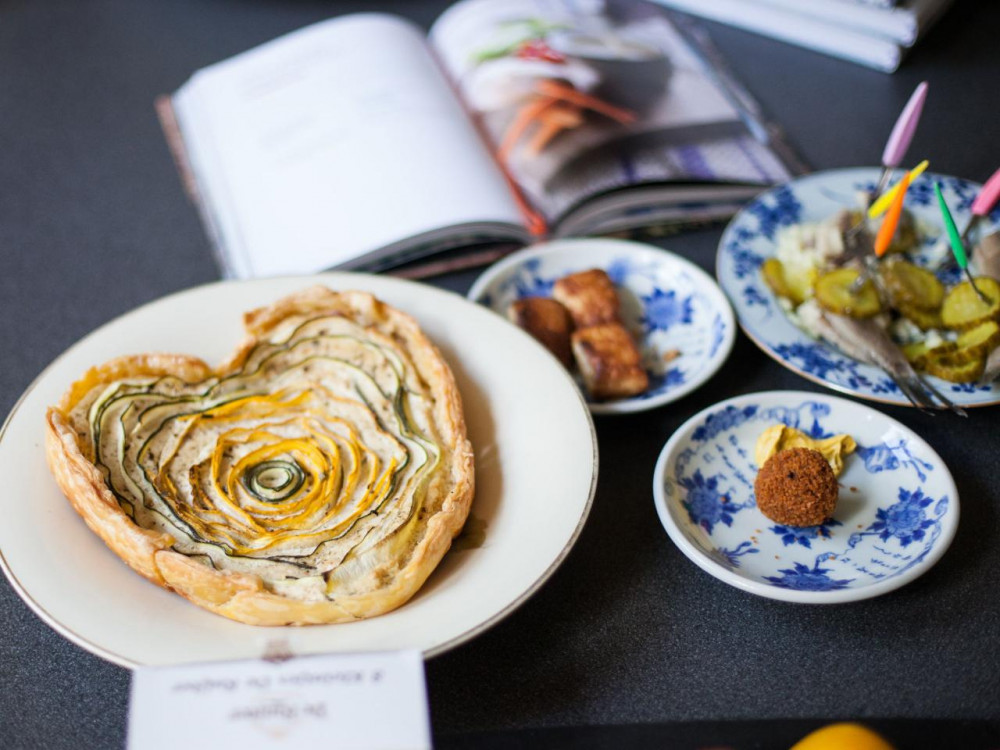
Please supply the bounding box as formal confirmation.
[717,167,1000,408]
[653,391,958,603]
[469,238,736,414]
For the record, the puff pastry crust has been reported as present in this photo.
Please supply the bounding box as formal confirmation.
[45,287,475,626]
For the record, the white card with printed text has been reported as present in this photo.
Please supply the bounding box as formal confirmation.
[128,650,431,749]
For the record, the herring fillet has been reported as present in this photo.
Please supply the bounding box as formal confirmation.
[811,310,953,410]
[975,233,1000,381]
[814,312,915,379]
[973,231,1000,281]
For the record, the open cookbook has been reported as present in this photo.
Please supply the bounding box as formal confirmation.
[160,0,804,278]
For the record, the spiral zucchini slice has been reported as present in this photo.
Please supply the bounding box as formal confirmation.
[45,288,474,625]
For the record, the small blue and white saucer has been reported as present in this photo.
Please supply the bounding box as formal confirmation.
[716,167,1000,408]
[468,238,735,414]
[653,391,958,603]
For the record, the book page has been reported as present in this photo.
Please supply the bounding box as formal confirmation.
[429,0,794,226]
[174,14,526,278]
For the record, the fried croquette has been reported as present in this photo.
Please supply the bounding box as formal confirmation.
[754,447,838,527]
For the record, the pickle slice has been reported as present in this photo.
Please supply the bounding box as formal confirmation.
[814,268,881,318]
[901,341,956,370]
[881,259,944,311]
[762,258,793,300]
[784,265,818,306]
[956,320,1000,357]
[940,278,1000,330]
[924,351,985,383]
[896,302,943,331]
[762,258,813,305]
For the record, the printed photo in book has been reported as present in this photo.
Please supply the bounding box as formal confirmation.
[160,0,804,278]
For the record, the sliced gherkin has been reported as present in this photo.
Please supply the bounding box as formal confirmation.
[901,340,956,370]
[814,268,881,318]
[925,351,986,383]
[881,258,944,311]
[896,302,943,331]
[955,320,1000,357]
[941,278,1000,330]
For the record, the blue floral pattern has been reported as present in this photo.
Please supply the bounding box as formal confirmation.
[692,405,758,442]
[771,519,842,549]
[658,392,958,601]
[763,562,854,591]
[869,487,940,547]
[713,541,759,570]
[680,470,748,533]
[855,440,934,482]
[746,184,803,240]
[709,314,727,358]
[717,168,1000,408]
[642,288,694,332]
[643,367,685,397]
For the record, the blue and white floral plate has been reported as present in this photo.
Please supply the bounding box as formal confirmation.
[717,167,1000,408]
[653,391,958,603]
[469,238,736,414]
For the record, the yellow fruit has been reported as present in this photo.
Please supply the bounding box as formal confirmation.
[790,722,896,750]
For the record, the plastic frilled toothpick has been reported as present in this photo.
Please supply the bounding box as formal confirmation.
[935,181,989,303]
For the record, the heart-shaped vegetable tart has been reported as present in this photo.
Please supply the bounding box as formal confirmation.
[45,287,474,626]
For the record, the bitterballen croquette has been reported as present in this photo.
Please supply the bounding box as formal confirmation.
[754,447,838,527]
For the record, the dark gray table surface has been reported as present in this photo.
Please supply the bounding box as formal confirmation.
[2,1,999,748]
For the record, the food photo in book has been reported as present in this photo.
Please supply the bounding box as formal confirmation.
[432,0,794,234]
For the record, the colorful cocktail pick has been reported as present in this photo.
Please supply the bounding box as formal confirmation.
[883,82,929,170]
[847,81,929,242]
[869,81,929,201]
[868,160,928,219]
[962,165,1000,244]
[874,172,910,257]
[935,181,989,302]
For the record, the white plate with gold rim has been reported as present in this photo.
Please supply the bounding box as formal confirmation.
[0,274,597,667]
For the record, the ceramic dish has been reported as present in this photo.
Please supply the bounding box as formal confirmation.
[653,391,958,603]
[716,167,1000,408]
[468,237,736,414]
[0,274,598,667]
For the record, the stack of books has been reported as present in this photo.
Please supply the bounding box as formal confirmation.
[652,0,955,72]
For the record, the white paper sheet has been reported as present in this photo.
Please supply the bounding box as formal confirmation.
[128,650,431,749]
[174,14,525,277]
